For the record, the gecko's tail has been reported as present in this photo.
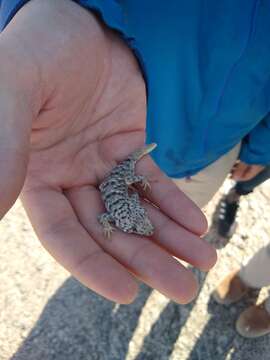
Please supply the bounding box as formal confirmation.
[129,143,157,161]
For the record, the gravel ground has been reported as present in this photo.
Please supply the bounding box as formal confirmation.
[0,178,270,360]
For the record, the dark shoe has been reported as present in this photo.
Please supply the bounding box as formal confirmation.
[217,195,239,238]
[236,301,270,338]
[212,270,250,305]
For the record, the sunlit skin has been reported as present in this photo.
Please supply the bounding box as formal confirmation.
[0,0,217,304]
[231,161,265,182]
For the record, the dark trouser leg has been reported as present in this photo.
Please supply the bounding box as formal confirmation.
[217,166,270,238]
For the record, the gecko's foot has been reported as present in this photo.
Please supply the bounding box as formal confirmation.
[98,213,114,239]
[141,178,151,191]
[104,225,114,239]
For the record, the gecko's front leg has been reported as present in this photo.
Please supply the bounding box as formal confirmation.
[98,213,115,238]
[125,174,151,191]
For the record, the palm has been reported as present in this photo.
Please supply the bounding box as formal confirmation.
[1,0,216,304]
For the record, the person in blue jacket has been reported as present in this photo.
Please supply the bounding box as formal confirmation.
[0,0,269,335]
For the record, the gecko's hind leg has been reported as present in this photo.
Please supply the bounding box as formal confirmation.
[98,213,114,239]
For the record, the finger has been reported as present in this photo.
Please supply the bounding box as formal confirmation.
[67,186,199,304]
[229,161,239,177]
[238,168,254,181]
[142,202,217,271]
[21,187,139,304]
[231,162,249,181]
[135,157,208,235]
[241,165,264,181]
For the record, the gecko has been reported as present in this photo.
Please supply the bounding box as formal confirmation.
[98,143,157,238]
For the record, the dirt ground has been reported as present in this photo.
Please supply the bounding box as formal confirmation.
[0,178,270,360]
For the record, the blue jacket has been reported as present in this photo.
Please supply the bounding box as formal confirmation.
[1,0,270,177]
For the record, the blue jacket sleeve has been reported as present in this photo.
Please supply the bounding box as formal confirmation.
[240,114,270,165]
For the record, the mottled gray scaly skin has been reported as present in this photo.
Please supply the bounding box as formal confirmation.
[98,143,157,237]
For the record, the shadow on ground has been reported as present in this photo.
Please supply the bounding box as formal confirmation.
[186,293,266,360]
[11,223,270,360]
[11,275,190,360]
[11,278,152,360]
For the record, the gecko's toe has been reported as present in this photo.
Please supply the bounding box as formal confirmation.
[142,179,151,191]
[104,226,114,239]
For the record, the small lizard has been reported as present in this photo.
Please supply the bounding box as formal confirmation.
[98,143,157,238]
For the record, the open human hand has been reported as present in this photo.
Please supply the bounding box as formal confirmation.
[0,0,216,304]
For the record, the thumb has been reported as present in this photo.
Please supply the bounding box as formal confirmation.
[0,88,33,219]
[0,27,41,219]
